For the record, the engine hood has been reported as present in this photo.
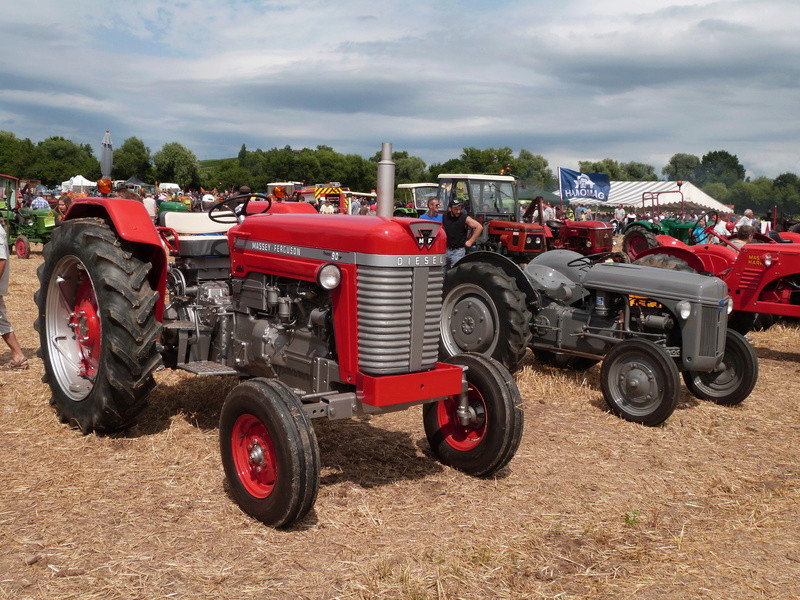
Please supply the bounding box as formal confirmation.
[583,262,728,304]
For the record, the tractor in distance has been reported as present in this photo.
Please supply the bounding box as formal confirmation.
[439,248,757,426]
[436,173,613,262]
[396,182,438,217]
[34,143,524,528]
[0,173,58,258]
[634,209,800,334]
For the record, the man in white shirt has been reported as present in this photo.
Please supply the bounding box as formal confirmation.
[734,209,755,232]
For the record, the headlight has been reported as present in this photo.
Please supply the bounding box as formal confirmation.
[676,300,692,320]
[763,253,774,267]
[726,297,733,314]
[316,263,342,290]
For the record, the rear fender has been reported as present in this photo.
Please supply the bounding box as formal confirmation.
[778,231,800,243]
[455,251,537,305]
[654,234,691,249]
[67,198,168,320]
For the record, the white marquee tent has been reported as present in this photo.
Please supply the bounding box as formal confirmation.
[61,175,96,193]
[554,180,731,214]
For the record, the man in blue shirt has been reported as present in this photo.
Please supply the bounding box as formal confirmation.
[419,196,442,222]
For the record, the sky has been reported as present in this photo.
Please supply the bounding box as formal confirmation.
[1,0,799,180]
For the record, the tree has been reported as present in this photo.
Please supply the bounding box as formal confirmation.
[698,150,745,187]
[0,131,36,177]
[153,142,201,189]
[202,159,252,190]
[662,153,701,182]
[112,137,152,181]
[621,161,658,181]
[579,158,626,180]
[513,150,553,188]
[27,136,99,185]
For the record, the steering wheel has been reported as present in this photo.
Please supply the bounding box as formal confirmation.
[208,192,272,223]
[567,251,630,268]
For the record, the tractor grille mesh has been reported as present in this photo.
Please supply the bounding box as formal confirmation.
[356,266,443,375]
[699,306,725,357]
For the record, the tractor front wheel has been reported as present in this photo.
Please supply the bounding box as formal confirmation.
[622,226,659,261]
[683,329,757,406]
[423,353,523,477]
[34,218,161,433]
[600,339,680,426]
[219,379,320,528]
[14,235,30,259]
[440,262,532,373]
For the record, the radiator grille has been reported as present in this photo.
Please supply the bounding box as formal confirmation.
[356,266,443,375]
[738,267,761,290]
[699,306,725,357]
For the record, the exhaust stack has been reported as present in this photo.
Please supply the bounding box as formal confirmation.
[376,142,395,218]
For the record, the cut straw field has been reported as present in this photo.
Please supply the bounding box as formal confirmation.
[1,250,798,600]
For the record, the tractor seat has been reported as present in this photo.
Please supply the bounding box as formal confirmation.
[545,219,564,229]
[159,211,236,256]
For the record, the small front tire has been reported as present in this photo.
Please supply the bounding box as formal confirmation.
[683,329,758,406]
[423,353,523,477]
[14,235,30,259]
[219,379,320,528]
[600,340,680,426]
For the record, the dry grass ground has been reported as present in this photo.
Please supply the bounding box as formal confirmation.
[1,250,799,599]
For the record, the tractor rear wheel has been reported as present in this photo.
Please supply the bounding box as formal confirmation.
[683,329,757,406]
[440,262,532,373]
[219,379,320,527]
[34,218,161,433]
[424,354,523,477]
[533,348,599,371]
[623,226,659,261]
[14,235,30,259]
[600,339,680,426]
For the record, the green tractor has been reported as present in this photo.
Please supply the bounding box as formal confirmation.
[0,174,59,258]
[621,187,698,260]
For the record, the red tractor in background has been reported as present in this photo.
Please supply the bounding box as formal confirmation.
[436,174,612,262]
[635,210,800,333]
[34,145,524,528]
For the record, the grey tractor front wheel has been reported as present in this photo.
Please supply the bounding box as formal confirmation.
[600,339,680,426]
[683,329,758,406]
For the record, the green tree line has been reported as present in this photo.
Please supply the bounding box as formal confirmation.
[1,129,798,216]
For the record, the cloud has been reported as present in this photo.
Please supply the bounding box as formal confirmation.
[1,0,799,178]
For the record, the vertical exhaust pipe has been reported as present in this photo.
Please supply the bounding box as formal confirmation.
[376,142,395,218]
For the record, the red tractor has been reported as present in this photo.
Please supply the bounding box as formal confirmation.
[436,174,612,261]
[34,146,523,527]
[635,210,800,333]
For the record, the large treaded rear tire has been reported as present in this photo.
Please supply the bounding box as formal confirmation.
[440,262,532,373]
[34,218,161,433]
[623,226,659,261]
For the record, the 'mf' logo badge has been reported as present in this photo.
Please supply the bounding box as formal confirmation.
[409,222,440,250]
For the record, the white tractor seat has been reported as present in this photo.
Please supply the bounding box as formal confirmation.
[160,211,237,256]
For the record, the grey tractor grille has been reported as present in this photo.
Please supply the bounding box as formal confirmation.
[356,265,443,375]
[699,305,725,357]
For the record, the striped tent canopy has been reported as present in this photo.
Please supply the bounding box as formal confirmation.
[554,180,731,213]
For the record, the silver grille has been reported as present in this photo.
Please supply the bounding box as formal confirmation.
[356,266,443,375]
[699,306,725,357]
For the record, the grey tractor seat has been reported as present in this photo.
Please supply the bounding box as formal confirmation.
[159,211,236,256]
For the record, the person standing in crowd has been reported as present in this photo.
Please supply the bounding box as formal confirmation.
[31,193,50,209]
[319,199,336,214]
[201,190,216,211]
[54,195,72,223]
[735,209,755,232]
[419,196,442,222]
[142,193,157,221]
[349,195,362,215]
[442,197,482,270]
[0,216,27,370]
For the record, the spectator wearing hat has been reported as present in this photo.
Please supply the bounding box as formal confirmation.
[442,197,483,270]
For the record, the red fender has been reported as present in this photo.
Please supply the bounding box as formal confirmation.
[636,242,707,273]
[66,197,168,320]
[778,231,800,243]
[654,234,691,249]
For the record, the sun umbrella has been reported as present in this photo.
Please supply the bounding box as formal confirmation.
[100,129,113,180]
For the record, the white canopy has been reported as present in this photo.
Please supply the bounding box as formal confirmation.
[61,175,97,192]
[554,180,731,213]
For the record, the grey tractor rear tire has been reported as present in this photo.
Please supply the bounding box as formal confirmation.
[440,262,532,373]
[34,218,161,433]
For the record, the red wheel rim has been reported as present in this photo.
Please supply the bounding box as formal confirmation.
[69,277,101,379]
[15,238,26,257]
[231,414,277,498]
[436,384,488,451]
